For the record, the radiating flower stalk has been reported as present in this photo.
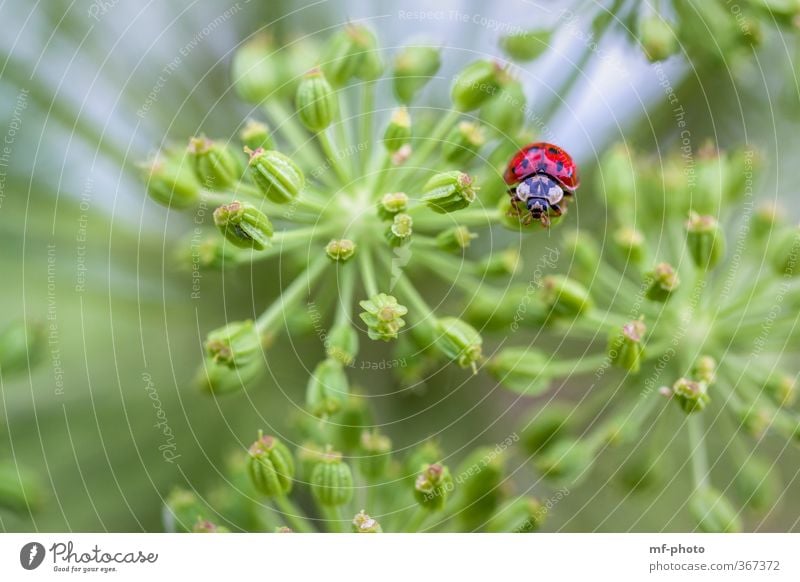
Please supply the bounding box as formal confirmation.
[145,22,799,533]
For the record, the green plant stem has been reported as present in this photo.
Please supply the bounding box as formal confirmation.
[318,130,351,185]
[393,271,437,326]
[687,415,709,490]
[335,263,356,326]
[255,255,329,334]
[320,504,345,532]
[359,81,376,160]
[236,182,327,214]
[272,495,316,532]
[358,245,380,297]
[549,353,610,376]
[413,208,503,229]
[402,507,429,532]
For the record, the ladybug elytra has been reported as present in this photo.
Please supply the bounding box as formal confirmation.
[504,142,579,227]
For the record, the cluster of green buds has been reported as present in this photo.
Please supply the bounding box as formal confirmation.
[162,424,550,533]
[143,21,800,533]
[141,22,548,405]
[476,142,798,532]
[504,0,796,66]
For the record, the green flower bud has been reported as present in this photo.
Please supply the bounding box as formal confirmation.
[535,438,593,484]
[239,119,274,151]
[306,358,350,417]
[752,202,783,239]
[231,34,282,103]
[686,212,725,270]
[163,488,208,532]
[385,212,413,247]
[359,430,392,479]
[310,449,354,507]
[613,227,645,264]
[764,373,796,407]
[689,488,742,533]
[451,60,503,111]
[377,192,408,220]
[477,249,520,278]
[247,433,295,497]
[332,393,372,452]
[619,454,664,492]
[321,23,382,86]
[188,137,242,190]
[422,171,478,213]
[414,463,453,511]
[443,121,487,163]
[393,45,442,104]
[436,226,477,253]
[383,107,411,153]
[456,447,506,529]
[352,510,382,533]
[405,440,443,477]
[480,79,526,136]
[325,239,357,263]
[196,355,263,395]
[638,16,678,62]
[671,377,710,413]
[541,275,594,318]
[0,320,45,376]
[326,320,358,365]
[295,68,338,132]
[488,497,547,533]
[435,317,483,372]
[360,294,407,341]
[487,347,552,396]
[141,154,200,208]
[0,463,44,515]
[520,404,573,455]
[597,144,637,222]
[204,320,261,369]
[562,229,600,280]
[498,28,552,62]
[771,224,800,277]
[607,319,646,373]
[645,262,680,302]
[246,147,305,204]
[213,201,274,250]
[693,356,717,385]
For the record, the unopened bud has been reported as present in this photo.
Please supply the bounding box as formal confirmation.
[352,510,382,533]
[638,16,678,62]
[213,201,274,250]
[359,430,392,479]
[435,317,483,372]
[672,377,710,413]
[188,137,242,190]
[295,68,338,132]
[377,192,408,220]
[613,227,645,264]
[686,212,725,270]
[382,107,411,153]
[310,449,354,507]
[306,358,350,417]
[414,463,453,511]
[436,226,477,253]
[498,28,552,62]
[325,239,356,262]
[385,213,413,247]
[487,347,552,395]
[689,488,742,533]
[239,119,274,151]
[359,294,407,341]
[393,45,442,104]
[607,319,646,373]
[422,171,478,213]
[451,60,503,111]
[645,262,680,302]
[443,121,486,163]
[247,433,295,497]
[541,275,594,318]
[246,147,305,204]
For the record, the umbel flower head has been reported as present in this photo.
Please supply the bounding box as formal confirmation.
[143,21,800,533]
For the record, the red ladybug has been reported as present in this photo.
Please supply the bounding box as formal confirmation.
[504,142,579,227]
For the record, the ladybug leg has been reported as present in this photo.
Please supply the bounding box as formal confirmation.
[508,197,522,217]
[539,213,551,228]
[549,204,563,217]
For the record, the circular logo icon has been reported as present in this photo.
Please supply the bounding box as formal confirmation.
[19,542,46,570]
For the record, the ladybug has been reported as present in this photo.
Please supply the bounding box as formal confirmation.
[504,142,579,227]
